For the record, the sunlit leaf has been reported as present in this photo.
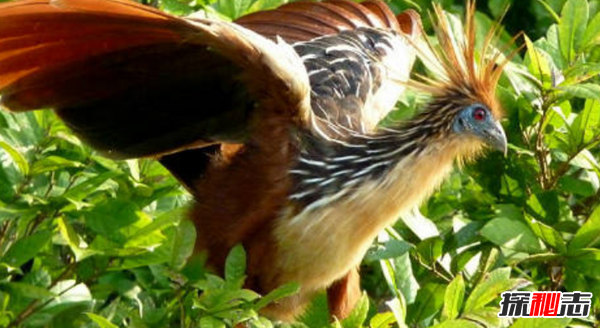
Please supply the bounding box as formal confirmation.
[511,317,571,328]
[464,268,530,313]
[558,0,589,62]
[429,319,480,328]
[0,140,28,176]
[31,155,83,175]
[86,313,118,328]
[441,274,465,320]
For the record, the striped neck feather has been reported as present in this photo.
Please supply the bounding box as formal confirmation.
[289,107,481,210]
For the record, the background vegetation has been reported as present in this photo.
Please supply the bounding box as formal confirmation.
[0,0,600,327]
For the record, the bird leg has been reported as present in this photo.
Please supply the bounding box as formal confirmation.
[327,267,361,320]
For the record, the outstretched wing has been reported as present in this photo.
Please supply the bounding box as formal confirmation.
[239,1,422,136]
[0,0,310,159]
[0,0,421,189]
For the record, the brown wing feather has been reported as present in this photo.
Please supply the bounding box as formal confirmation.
[360,0,401,31]
[0,0,311,160]
[236,0,402,42]
[0,0,192,109]
[325,0,384,27]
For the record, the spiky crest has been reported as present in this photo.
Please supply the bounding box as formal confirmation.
[409,0,520,119]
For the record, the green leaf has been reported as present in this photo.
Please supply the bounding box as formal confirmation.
[85,200,140,243]
[583,10,600,49]
[246,0,285,13]
[0,140,29,176]
[57,217,97,262]
[2,230,52,268]
[46,280,92,310]
[416,237,444,266]
[340,293,369,328]
[86,313,118,328]
[126,207,185,244]
[563,63,600,85]
[170,219,196,270]
[225,244,246,288]
[160,0,195,15]
[63,172,119,201]
[511,317,571,328]
[300,293,330,328]
[463,306,509,327]
[31,155,83,175]
[255,282,300,310]
[559,175,597,197]
[470,248,501,287]
[380,252,419,303]
[215,0,252,19]
[369,312,396,328]
[386,296,408,328]
[558,0,589,62]
[481,217,546,254]
[566,249,600,279]
[442,274,465,320]
[536,0,560,23]
[558,83,600,100]
[429,319,480,328]
[570,205,600,250]
[0,282,55,299]
[365,239,412,262]
[526,191,559,224]
[571,99,600,146]
[464,268,529,313]
[199,316,226,328]
[524,34,552,85]
[401,210,439,240]
[407,282,445,324]
[525,215,567,254]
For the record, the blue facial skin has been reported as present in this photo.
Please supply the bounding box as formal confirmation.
[452,103,508,155]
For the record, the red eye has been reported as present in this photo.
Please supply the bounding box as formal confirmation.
[473,108,486,121]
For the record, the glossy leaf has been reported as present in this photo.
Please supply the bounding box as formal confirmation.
[559,0,589,62]
[441,274,465,320]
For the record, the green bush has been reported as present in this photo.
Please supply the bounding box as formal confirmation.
[1,0,600,327]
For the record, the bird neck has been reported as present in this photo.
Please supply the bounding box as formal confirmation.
[290,110,465,210]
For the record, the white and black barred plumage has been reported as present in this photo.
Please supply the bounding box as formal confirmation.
[289,26,422,208]
[294,27,414,137]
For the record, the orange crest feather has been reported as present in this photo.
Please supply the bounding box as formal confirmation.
[409,0,520,118]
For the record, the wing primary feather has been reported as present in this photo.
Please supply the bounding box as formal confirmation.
[360,0,400,31]
[236,0,403,42]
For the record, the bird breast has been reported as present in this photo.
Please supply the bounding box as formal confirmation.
[274,138,464,295]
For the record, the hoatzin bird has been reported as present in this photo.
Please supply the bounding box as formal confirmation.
[0,0,511,321]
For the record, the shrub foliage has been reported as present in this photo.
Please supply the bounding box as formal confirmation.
[1,0,600,327]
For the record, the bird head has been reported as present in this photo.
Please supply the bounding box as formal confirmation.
[407,0,519,159]
[452,102,507,155]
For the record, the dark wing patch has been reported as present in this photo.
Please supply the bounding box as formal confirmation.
[0,0,306,159]
[293,28,397,135]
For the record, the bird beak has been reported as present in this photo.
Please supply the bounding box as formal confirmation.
[485,120,508,156]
